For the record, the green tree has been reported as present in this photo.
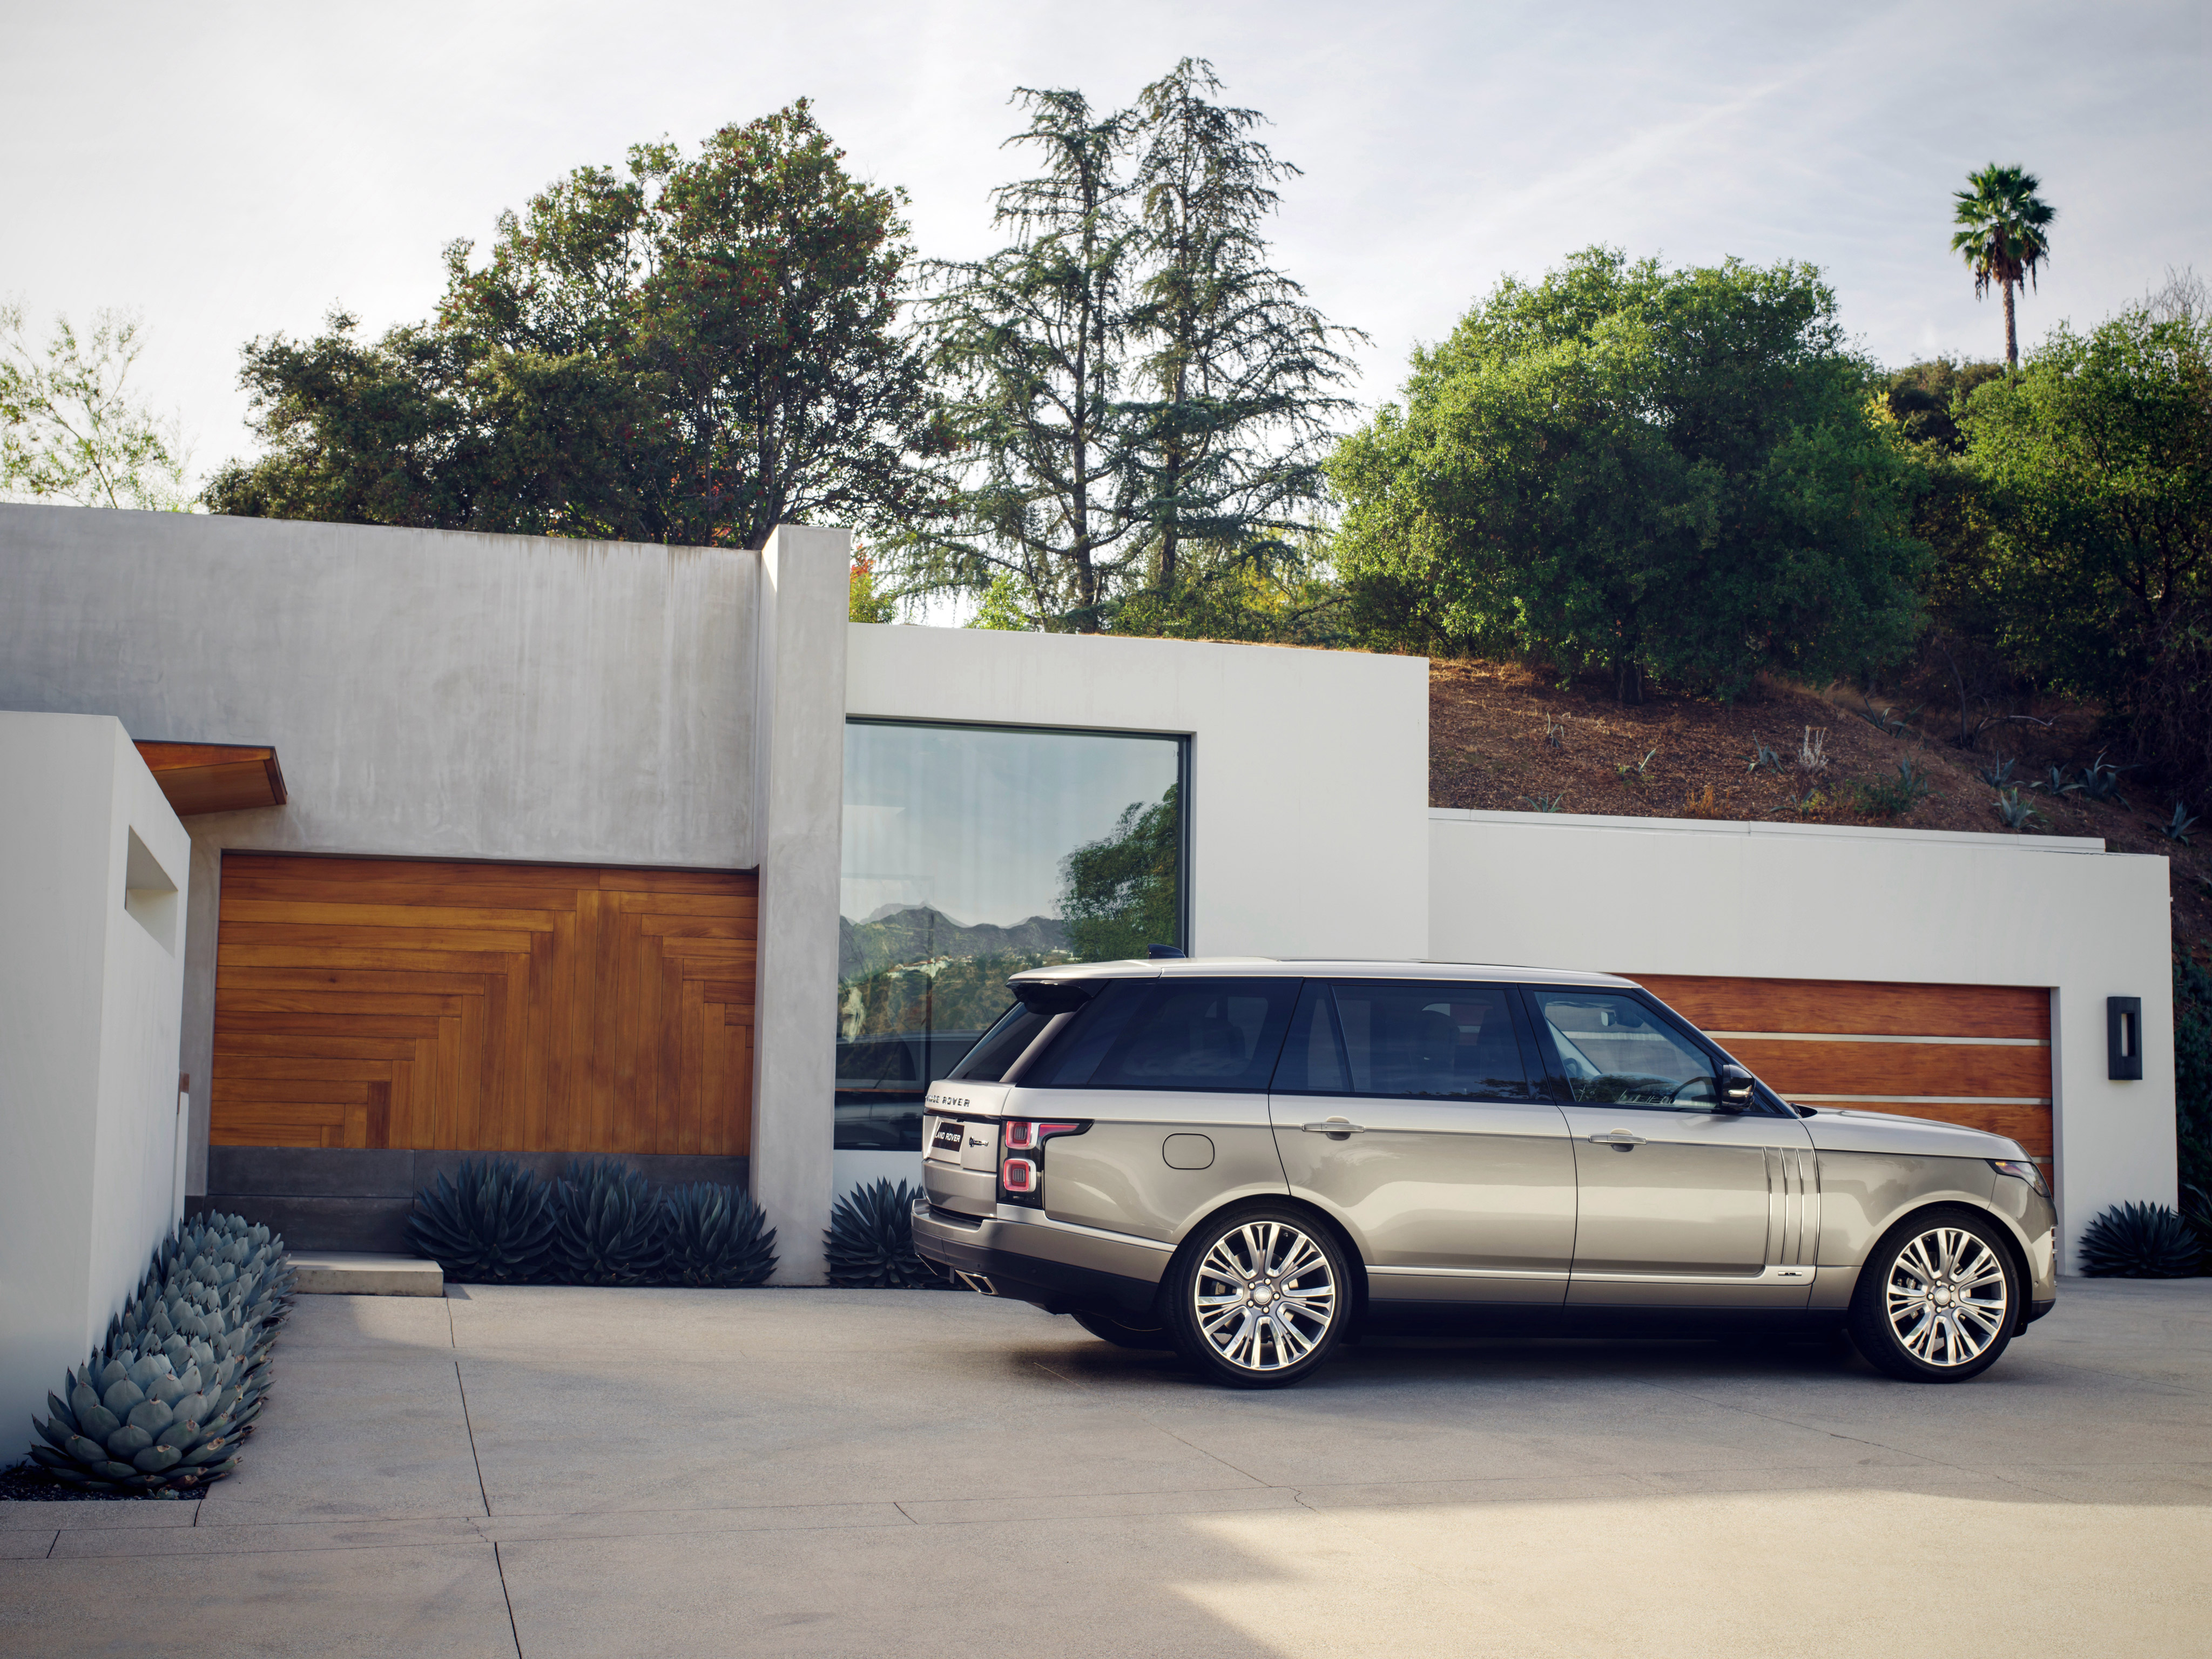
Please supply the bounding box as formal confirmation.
[848,551,899,622]
[1958,302,2212,795]
[909,64,1359,636]
[1330,248,1927,702]
[915,87,1143,631]
[207,104,941,550]
[1950,164,2056,369]
[1118,59,1362,623]
[1,303,192,510]
[1058,784,1181,959]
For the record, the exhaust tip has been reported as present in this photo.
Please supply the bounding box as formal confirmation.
[952,1271,997,1296]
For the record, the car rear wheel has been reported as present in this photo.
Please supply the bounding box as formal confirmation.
[1849,1206,2019,1382]
[1164,1207,1348,1389]
[1070,1310,1176,1350]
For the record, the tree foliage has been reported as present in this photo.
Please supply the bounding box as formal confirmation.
[1957,302,2212,796]
[206,104,940,550]
[1950,164,2056,368]
[1058,784,1181,960]
[1330,248,1927,701]
[908,62,1358,635]
[1,304,192,510]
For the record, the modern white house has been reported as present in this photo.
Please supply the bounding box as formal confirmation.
[0,500,2180,1439]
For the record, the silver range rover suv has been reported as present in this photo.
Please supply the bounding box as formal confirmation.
[912,960,2058,1390]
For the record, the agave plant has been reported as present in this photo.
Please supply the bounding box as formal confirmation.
[28,1211,291,1494]
[1994,787,2042,831]
[824,1179,947,1289]
[662,1182,778,1287]
[2155,802,2197,846]
[1977,753,2017,790]
[2034,763,2081,798]
[553,1157,667,1286]
[2076,752,2131,807]
[2077,1202,2202,1278]
[408,1158,557,1284]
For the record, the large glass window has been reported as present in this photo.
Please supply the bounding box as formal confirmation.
[837,721,1189,1149]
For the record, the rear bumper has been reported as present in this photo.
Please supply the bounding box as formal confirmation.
[911,1200,1168,1318]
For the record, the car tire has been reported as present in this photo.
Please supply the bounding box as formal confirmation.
[1163,1205,1350,1389]
[1070,1310,1176,1350]
[1847,1205,2020,1383]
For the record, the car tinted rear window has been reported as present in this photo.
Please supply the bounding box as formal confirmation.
[945,1004,1055,1082]
[1024,977,1300,1092]
[1272,981,1540,1102]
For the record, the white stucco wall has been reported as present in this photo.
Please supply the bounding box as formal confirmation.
[1430,808,2176,1271]
[750,528,851,1283]
[0,504,762,1190]
[846,626,1433,959]
[0,714,191,1462]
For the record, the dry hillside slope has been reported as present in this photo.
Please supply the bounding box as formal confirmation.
[1427,659,2211,948]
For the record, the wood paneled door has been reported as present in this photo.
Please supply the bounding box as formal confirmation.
[1627,975,2053,1165]
[212,854,757,1155]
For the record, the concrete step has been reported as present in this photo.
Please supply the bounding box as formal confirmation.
[290,1252,445,1297]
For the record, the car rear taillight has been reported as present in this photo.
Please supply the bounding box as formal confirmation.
[999,1120,1085,1207]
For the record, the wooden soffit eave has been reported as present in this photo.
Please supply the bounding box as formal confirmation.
[136,741,289,817]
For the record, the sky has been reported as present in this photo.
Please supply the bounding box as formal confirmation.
[2,0,2204,490]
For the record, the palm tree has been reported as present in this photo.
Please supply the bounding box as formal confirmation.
[1950,164,2056,368]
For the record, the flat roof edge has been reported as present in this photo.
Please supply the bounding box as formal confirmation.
[1429,807,2115,855]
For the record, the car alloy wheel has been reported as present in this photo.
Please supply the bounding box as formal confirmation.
[1168,1208,1347,1388]
[1850,1205,2019,1382]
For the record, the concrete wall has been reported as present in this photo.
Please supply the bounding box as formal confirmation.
[749,528,851,1283]
[1429,808,2176,1271]
[0,714,191,1461]
[0,505,761,1192]
[846,627,1433,959]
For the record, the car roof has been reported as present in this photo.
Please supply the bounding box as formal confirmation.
[1007,957,1638,989]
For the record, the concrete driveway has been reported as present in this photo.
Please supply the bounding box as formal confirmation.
[5,1278,2209,1658]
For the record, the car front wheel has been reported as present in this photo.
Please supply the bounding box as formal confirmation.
[1849,1206,2020,1382]
[1164,1207,1349,1389]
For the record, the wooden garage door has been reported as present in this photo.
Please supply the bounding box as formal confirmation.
[212,854,756,1155]
[1628,975,2052,1166]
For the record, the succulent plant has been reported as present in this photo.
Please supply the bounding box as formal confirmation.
[1977,753,2017,789]
[552,1157,667,1286]
[660,1182,777,1287]
[824,1178,948,1289]
[408,1158,557,1284]
[28,1211,291,1494]
[2076,752,2132,807]
[2078,1202,2202,1278]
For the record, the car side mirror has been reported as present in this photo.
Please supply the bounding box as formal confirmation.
[1718,1064,1756,1110]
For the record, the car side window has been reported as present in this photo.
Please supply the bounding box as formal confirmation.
[1529,989,1717,1110]
[1273,981,1540,1103]
[1024,977,1300,1092]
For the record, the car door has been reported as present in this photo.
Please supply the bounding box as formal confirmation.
[1270,979,1576,1306]
[1522,985,1818,1310]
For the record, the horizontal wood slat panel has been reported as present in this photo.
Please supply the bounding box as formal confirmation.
[1628,975,2049,1041]
[1624,972,2054,1163]
[213,853,757,1156]
[1720,1040,2052,1100]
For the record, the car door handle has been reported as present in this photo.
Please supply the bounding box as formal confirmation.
[1300,1120,1365,1136]
[1588,1131,1647,1148]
